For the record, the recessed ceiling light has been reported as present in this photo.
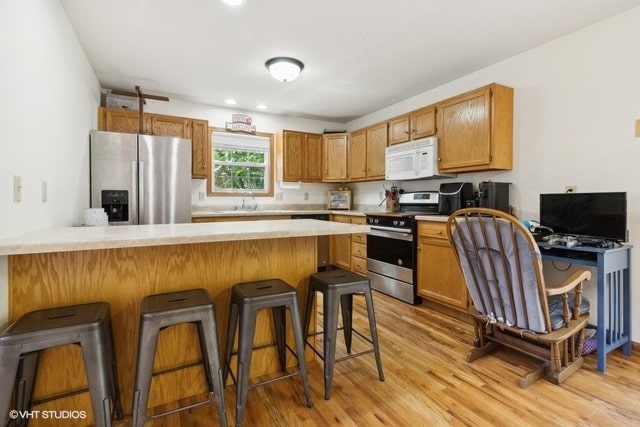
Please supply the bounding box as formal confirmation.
[223,0,244,6]
[256,104,268,110]
[224,99,237,105]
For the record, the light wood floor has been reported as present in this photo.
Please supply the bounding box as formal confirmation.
[138,291,640,426]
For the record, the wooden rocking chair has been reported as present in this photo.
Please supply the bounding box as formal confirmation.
[446,208,591,387]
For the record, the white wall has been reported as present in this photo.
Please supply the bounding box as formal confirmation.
[0,1,101,326]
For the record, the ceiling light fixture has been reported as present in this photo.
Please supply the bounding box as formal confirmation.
[222,0,244,6]
[265,57,304,82]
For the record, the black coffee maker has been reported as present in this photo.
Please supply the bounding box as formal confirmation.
[478,181,511,213]
[438,182,474,215]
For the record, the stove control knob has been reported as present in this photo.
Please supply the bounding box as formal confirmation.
[393,220,399,226]
[398,220,406,227]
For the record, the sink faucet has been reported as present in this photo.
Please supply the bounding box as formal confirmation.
[241,191,257,211]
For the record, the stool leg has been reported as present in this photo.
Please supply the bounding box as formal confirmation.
[132,318,161,427]
[104,318,123,419]
[364,288,385,382]
[80,329,114,427]
[198,312,229,427]
[0,348,22,425]
[14,351,39,427]
[340,294,353,354]
[235,304,257,427]
[288,297,313,408]
[271,306,287,372]
[223,301,239,384]
[303,288,315,343]
[323,290,340,400]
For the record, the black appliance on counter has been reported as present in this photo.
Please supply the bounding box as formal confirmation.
[478,181,511,213]
[365,191,440,304]
[438,182,474,215]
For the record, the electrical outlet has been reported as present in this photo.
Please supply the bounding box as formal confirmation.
[304,192,309,200]
[275,192,283,201]
[41,180,47,203]
[198,191,205,200]
[565,185,577,193]
[13,175,22,203]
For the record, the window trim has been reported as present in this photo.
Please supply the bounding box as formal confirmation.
[207,127,275,197]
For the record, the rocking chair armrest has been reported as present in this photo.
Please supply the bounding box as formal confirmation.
[545,270,592,296]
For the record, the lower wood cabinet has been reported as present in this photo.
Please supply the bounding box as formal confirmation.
[329,214,367,272]
[416,221,469,311]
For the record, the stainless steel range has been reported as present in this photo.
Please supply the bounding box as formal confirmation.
[366,191,440,304]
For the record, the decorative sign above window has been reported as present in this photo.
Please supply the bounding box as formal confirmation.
[226,113,256,133]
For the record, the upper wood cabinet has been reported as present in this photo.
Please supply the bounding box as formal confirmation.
[276,130,322,182]
[366,122,388,179]
[98,107,209,179]
[388,105,436,146]
[388,114,411,145]
[436,83,513,172]
[322,133,348,182]
[190,119,209,179]
[98,107,150,134]
[349,122,387,181]
[348,129,367,181]
[410,105,437,140]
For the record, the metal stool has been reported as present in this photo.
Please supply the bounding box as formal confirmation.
[223,279,313,427]
[131,289,227,427]
[303,268,384,399]
[0,302,123,427]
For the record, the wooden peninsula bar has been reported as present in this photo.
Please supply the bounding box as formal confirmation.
[0,219,369,424]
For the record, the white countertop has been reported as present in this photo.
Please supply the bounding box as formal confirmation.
[191,209,366,218]
[0,219,370,256]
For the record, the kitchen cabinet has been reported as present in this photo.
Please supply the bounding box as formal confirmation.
[350,216,368,275]
[388,114,411,145]
[277,130,323,182]
[322,133,348,182]
[190,119,209,179]
[416,221,468,311]
[387,105,436,146]
[329,215,367,273]
[436,83,513,172]
[98,107,210,179]
[348,122,386,182]
[348,129,367,181]
[99,107,151,134]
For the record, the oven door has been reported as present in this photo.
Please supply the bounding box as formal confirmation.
[366,227,415,302]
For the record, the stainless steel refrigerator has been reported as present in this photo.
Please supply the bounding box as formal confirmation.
[90,130,192,225]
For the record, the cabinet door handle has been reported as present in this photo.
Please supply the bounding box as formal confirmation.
[417,246,421,251]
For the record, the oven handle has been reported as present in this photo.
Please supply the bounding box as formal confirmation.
[368,227,413,241]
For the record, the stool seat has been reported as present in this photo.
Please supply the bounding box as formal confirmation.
[0,302,123,427]
[304,268,384,400]
[224,279,313,427]
[131,289,227,427]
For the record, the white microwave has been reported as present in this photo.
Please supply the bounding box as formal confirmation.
[385,136,454,180]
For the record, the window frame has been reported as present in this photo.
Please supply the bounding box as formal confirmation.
[207,127,275,197]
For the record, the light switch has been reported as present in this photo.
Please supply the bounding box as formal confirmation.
[636,119,640,137]
[42,180,48,203]
[13,175,22,203]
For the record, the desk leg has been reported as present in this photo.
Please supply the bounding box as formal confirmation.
[596,249,632,372]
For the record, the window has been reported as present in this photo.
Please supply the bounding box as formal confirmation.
[209,130,274,196]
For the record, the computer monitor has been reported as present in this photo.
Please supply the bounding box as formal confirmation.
[539,192,627,242]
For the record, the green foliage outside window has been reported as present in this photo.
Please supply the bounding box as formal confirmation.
[214,148,267,191]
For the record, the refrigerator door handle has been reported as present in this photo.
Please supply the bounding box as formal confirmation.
[131,160,139,225]
[139,160,145,223]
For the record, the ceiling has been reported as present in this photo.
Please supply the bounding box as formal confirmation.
[60,0,640,124]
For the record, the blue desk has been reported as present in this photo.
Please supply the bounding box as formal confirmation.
[538,243,632,372]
